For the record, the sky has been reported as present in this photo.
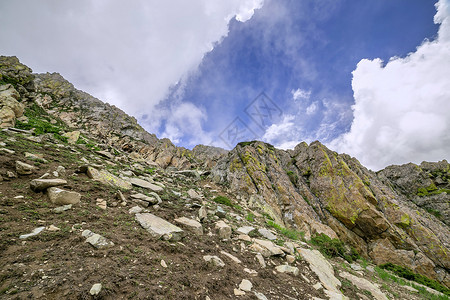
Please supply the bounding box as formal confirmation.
[0,0,449,170]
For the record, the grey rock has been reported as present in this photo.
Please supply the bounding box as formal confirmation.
[47,187,81,205]
[129,177,163,192]
[82,230,114,249]
[276,264,299,276]
[135,213,184,241]
[236,226,255,235]
[19,226,45,239]
[215,206,226,218]
[129,206,143,214]
[198,206,207,221]
[30,178,67,192]
[339,272,388,300]
[203,255,225,267]
[53,204,72,213]
[89,283,102,296]
[239,279,253,292]
[15,160,36,175]
[215,220,232,239]
[174,217,203,235]
[258,228,277,240]
[130,193,158,205]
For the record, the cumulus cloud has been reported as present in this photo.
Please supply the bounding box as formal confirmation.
[331,0,450,170]
[0,0,263,137]
[291,88,311,101]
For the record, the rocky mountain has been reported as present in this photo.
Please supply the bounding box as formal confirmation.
[0,55,449,299]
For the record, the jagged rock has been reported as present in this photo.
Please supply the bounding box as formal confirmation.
[0,84,24,128]
[0,147,15,154]
[174,217,203,235]
[187,188,201,199]
[258,228,277,240]
[286,255,295,264]
[82,230,114,249]
[234,288,246,296]
[215,220,231,239]
[275,264,299,276]
[198,206,207,221]
[215,206,226,218]
[62,131,80,144]
[339,272,388,300]
[96,198,107,210]
[47,225,60,232]
[237,226,256,235]
[250,239,284,257]
[19,226,45,239]
[15,160,36,175]
[239,279,252,291]
[135,213,184,241]
[47,187,81,205]
[203,255,225,267]
[0,56,34,85]
[253,292,268,300]
[256,253,266,268]
[89,283,102,296]
[129,206,143,214]
[85,166,132,190]
[175,170,201,180]
[30,178,67,192]
[128,177,163,192]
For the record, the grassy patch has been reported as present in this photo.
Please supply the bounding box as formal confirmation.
[379,263,450,296]
[212,196,241,210]
[267,220,305,241]
[310,233,359,262]
[245,212,255,222]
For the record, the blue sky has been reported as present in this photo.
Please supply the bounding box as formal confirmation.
[155,0,439,150]
[1,0,449,170]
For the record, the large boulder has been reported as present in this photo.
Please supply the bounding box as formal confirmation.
[0,84,24,128]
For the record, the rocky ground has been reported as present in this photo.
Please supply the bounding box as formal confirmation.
[0,128,447,300]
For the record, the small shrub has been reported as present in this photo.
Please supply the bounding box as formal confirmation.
[213,196,241,210]
[246,213,255,222]
[267,220,305,241]
[310,233,359,262]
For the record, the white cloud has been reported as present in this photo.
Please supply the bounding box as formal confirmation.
[306,102,318,115]
[331,0,450,170]
[0,0,263,131]
[291,88,311,101]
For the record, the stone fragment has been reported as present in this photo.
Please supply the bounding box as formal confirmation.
[19,226,45,239]
[129,177,163,192]
[250,239,284,257]
[187,189,201,199]
[135,213,184,241]
[236,226,255,235]
[258,228,277,240]
[16,160,36,175]
[130,193,158,204]
[24,152,47,163]
[62,131,80,144]
[276,264,299,276]
[129,206,143,214]
[161,260,168,268]
[53,204,72,213]
[256,253,266,268]
[215,220,232,239]
[254,292,268,300]
[339,272,388,300]
[47,225,60,231]
[286,255,296,264]
[30,178,67,192]
[95,150,114,159]
[198,206,207,221]
[220,250,241,264]
[6,171,16,178]
[203,255,225,267]
[234,288,246,296]
[239,279,253,292]
[47,187,81,205]
[215,206,226,218]
[174,217,203,235]
[82,230,114,249]
[96,198,107,210]
[0,147,14,154]
[89,283,102,296]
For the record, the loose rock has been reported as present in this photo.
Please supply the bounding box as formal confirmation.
[47,187,81,205]
[30,178,67,192]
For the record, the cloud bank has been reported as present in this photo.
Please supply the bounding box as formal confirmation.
[330,0,450,170]
[0,0,263,137]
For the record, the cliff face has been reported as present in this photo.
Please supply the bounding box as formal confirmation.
[1,55,449,289]
[211,141,449,286]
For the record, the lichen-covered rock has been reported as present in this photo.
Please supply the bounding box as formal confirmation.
[0,56,34,86]
[0,84,24,128]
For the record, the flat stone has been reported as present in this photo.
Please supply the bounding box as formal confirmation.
[276,264,299,276]
[239,279,253,292]
[234,288,246,296]
[203,255,225,267]
[19,226,45,239]
[16,160,36,175]
[96,198,107,210]
[256,253,266,268]
[130,193,158,204]
[254,292,268,300]
[24,152,47,163]
[135,213,184,241]
[215,206,226,218]
[47,225,60,231]
[95,150,114,159]
[298,248,345,298]
[350,263,363,271]
[53,204,72,213]
[198,206,207,221]
[129,206,143,214]
[220,250,242,264]
[62,131,80,144]
[236,226,255,235]
[187,189,201,199]
[89,283,102,296]
[86,166,132,190]
[129,177,163,192]
[0,147,14,154]
[174,217,203,235]
[215,220,232,239]
[250,239,284,257]
[30,178,67,192]
[339,271,388,300]
[258,228,277,240]
[47,187,81,205]
[82,230,114,249]
[286,255,296,264]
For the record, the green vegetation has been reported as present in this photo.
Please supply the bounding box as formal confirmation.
[237,140,275,151]
[417,183,450,197]
[310,233,360,262]
[267,220,305,241]
[379,263,450,296]
[426,208,442,218]
[286,170,298,185]
[213,195,241,210]
[245,212,255,222]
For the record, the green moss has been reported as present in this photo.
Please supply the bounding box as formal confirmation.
[267,220,304,241]
[286,170,298,185]
[310,233,359,262]
[397,213,411,228]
